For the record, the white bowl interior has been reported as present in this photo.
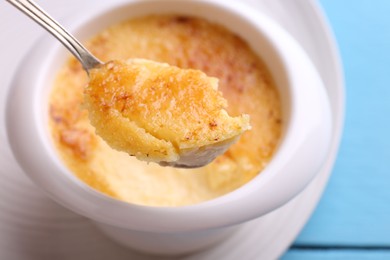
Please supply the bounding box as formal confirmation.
[40,0,292,208]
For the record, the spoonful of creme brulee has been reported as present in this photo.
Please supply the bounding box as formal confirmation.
[8,0,251,168]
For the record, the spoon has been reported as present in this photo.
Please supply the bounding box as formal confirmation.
[7,0,251,168]
[6,0,102,71]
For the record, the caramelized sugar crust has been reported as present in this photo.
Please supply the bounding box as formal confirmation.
[85,59,249,163]
[49,16,282,206]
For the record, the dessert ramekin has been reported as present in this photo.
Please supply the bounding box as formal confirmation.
[5,0,332,255]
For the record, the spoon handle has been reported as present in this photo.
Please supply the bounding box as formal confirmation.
[6,0,102,71]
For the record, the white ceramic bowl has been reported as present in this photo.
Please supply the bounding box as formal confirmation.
[5,0,332,255]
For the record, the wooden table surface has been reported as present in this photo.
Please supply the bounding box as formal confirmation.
[282,0,390,259]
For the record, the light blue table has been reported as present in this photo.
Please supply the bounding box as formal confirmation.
[282,0,390,259]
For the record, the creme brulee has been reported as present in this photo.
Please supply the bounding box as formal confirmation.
[85,58,250,168]
[49,15,282,206]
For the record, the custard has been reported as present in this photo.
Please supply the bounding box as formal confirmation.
[49,15,282,206]
[85,58,250,167]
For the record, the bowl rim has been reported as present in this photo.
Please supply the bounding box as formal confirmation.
[6,0,332,232]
